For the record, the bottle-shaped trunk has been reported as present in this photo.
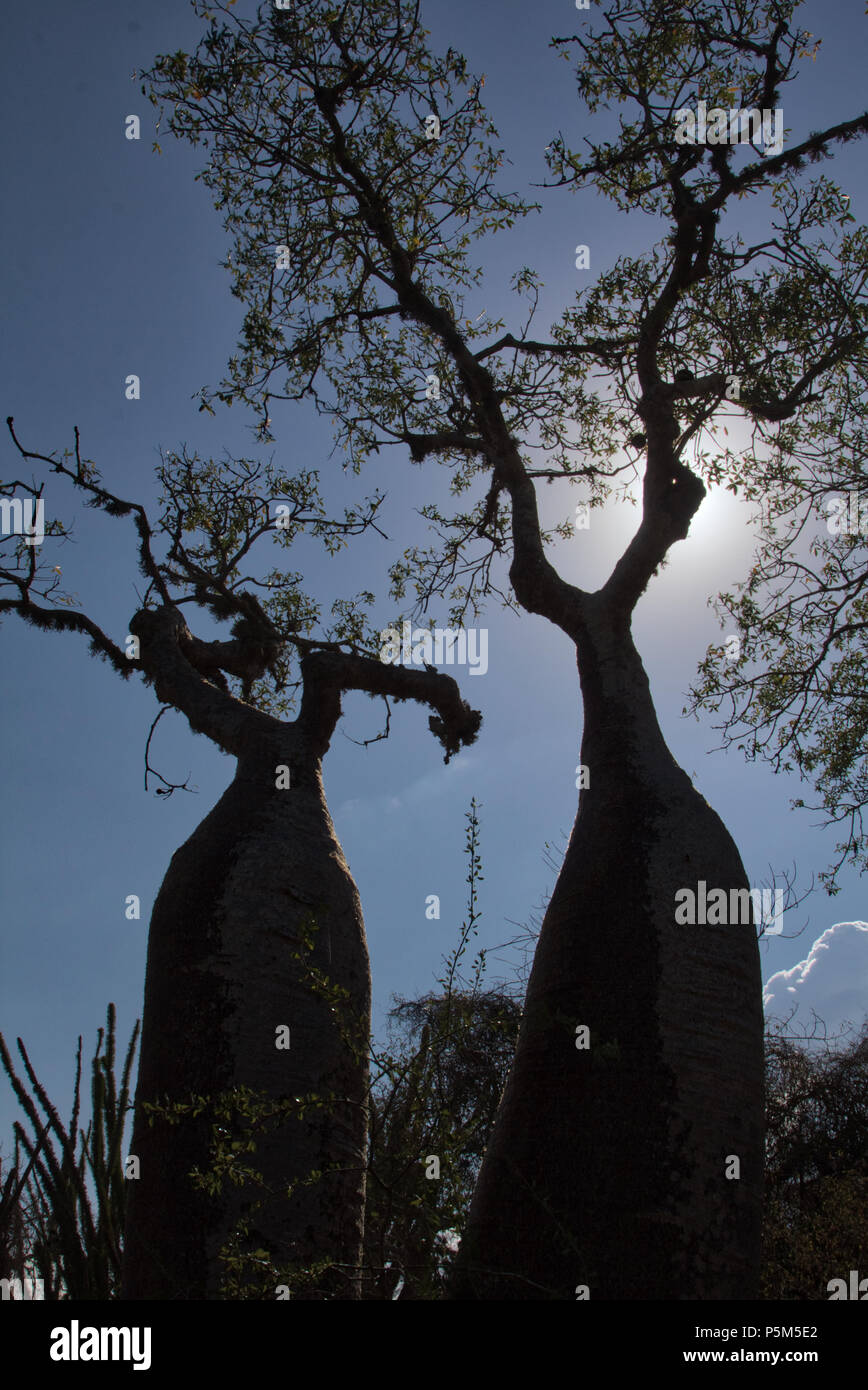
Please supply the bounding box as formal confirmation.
[455,600,764,1298]
[122,736,370,1300]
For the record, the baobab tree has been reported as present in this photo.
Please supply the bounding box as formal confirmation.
[144,0,868,1297]
[1,420,479,1298]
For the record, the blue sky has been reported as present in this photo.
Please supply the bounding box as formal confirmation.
[2,0,868,1156]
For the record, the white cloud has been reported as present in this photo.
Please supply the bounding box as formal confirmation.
[763,920,868,1033]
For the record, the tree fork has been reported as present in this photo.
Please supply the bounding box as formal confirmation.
[122,606,480,1300]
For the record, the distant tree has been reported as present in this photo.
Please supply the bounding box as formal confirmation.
[1,421,479,1299]
[145,0,868,1297]
[762,1016,868,1299]
[363,987,520,1299]
[363,801,521,1298]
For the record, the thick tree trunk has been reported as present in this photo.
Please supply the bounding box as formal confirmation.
[454,598,764,1299]
[122,732,370,1300]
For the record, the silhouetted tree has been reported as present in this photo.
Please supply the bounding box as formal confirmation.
[1,421,479,1298]
[144,0,868,1297]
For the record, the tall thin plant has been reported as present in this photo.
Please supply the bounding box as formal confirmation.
[0,1004,140,1298]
